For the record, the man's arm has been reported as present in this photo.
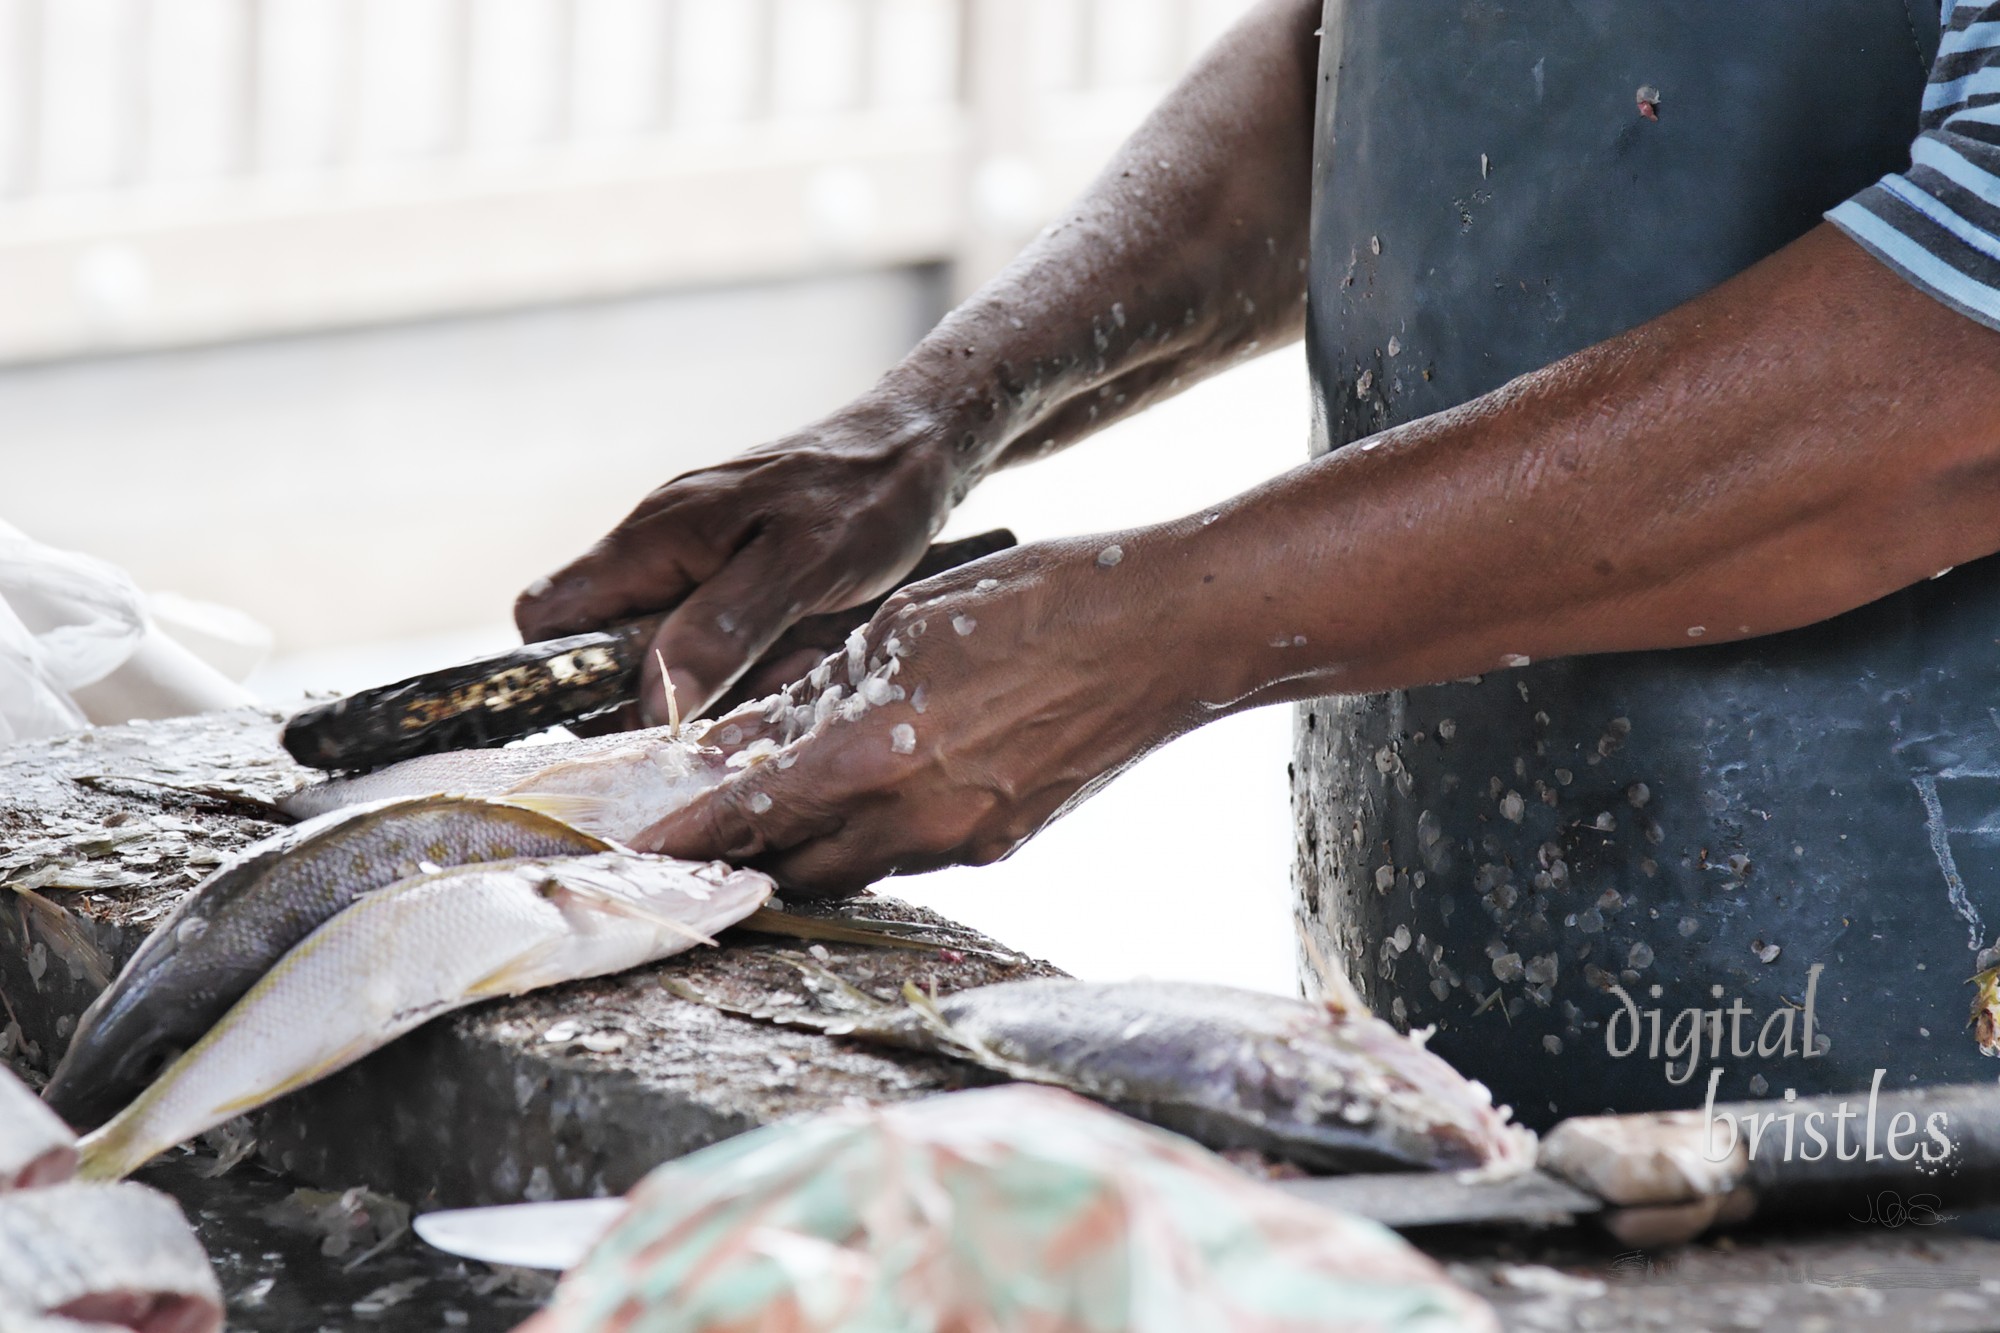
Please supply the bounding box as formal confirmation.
[515,0,1322,721]
[636,224,2000,894]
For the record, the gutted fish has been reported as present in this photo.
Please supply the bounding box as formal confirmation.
[0,1182,222,1333]
[44,795,612,1130]
[676,973,1534,1175]
[0,1068,76,1192]
[279,724,736,843]
[78,853,773,1181]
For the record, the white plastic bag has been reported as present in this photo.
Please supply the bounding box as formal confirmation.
[0,593,91,744]
[0,521,260,744]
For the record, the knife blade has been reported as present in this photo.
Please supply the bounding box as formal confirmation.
[413,1198,631,1271]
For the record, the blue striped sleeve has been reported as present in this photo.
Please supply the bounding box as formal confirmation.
[1828,0,2000,332]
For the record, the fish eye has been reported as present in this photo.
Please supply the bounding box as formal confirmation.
[122,1044,180,1086]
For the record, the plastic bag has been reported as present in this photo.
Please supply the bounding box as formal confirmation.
[0,521,258,744]
[525,1086,1498,1333]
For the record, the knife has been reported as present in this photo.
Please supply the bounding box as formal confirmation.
[280,529,1016,772]
[410,1081,2000,1269]
[414,1198,630,1272]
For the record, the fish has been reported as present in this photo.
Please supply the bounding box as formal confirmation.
[0,1181,223,1333]
[670,973,1536,1175]
[1,1067,76,1192]
[44,795,613,1131]
[279,723,738,843]
[76,852,773,1182]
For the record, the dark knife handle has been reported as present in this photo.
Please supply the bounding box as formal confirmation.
[280,529,1017,772]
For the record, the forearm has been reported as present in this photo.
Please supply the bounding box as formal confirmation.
[867,0,1321,501]
[1151,225,2000,717]
[629,227,2000,892]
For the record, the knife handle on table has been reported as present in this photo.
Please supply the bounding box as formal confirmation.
[1541,1081,2000,1245]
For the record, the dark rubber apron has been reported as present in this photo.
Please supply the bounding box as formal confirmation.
[1295,2,1971,1128]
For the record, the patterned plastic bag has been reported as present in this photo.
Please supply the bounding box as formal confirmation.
[524,1086,1496,1333]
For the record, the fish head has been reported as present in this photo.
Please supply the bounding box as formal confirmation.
[41,992,190,1131]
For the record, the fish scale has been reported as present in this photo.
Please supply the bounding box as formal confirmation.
[278,725,736,843]
[934,980,1530,1172]
[0,1183,222,1333]
[43,795,614,1131]
[674,974,1536,1175]
[77,853,773,1182]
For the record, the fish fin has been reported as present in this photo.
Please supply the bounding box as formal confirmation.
[209,1034,380,1117]
[462,938,570,1000]
[542,876,719,948]
[498,792,617,832]
[7,882,113,990]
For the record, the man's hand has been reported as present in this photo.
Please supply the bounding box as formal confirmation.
[631,537,1186,896]
[624,226,2000,893]
[515,403,953,724]
[510,0,1320,728]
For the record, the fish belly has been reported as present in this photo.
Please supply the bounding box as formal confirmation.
[94,872,571,1173]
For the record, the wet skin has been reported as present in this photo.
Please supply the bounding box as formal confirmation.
[520,0,2000,896]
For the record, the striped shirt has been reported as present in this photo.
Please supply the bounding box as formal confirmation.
[1830,1,2000,329]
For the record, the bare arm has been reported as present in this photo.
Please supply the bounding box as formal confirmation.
[637,225,2000,894]
[514,0,1323,721]
[1192,226,2000,707]
[893,0,1320,484]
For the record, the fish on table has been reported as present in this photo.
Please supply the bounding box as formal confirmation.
[278,722,742,843]
[673,973,1536,1175]
[77,852,774,1182]
[0,1179,222,1333]
[43,794,614,1130]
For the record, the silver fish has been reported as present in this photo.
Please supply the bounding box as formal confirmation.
[674,974,1536,1175]
[279,724,736,844]
[0,1069,75,1193]
[44,795,613,1131]
[78,853,773,1182]
[0,1182,221,1333]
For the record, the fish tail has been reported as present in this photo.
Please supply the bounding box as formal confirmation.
[74,1116,157,1183]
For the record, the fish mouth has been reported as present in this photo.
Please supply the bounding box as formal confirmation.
[42,1022,185,1131]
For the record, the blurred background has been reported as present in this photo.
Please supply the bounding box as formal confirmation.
[0,0,1309,992]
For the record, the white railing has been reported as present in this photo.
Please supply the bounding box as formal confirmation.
[0,0,1256,364]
